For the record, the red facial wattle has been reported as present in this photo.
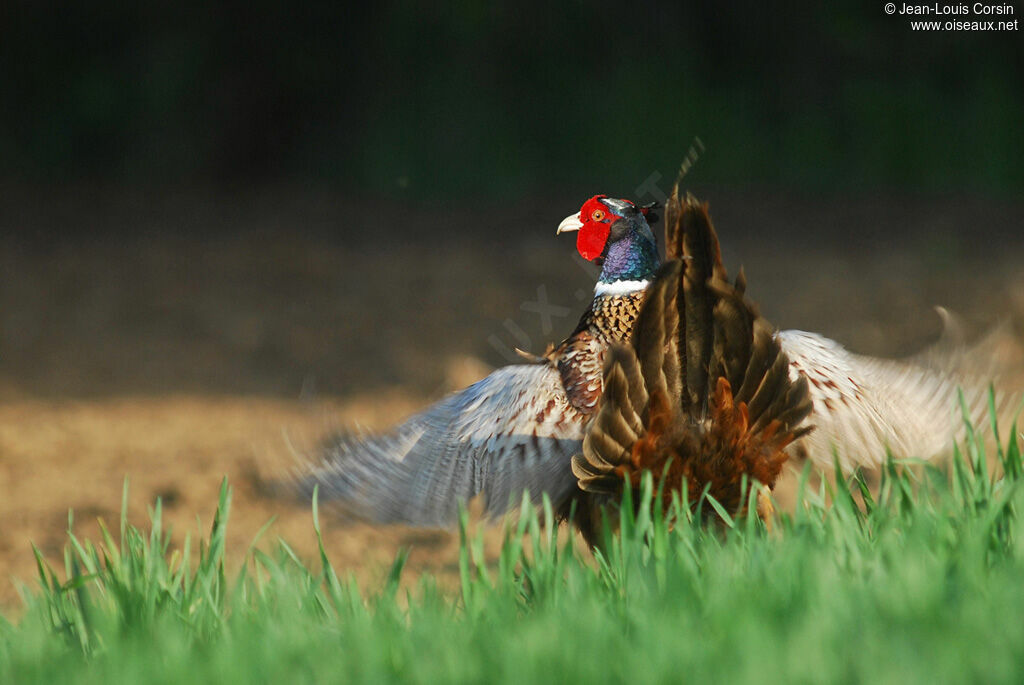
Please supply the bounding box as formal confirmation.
[576,195,619,261]
[577,222,610,261]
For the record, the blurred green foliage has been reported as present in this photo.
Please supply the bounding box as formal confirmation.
[3,1,1022,198]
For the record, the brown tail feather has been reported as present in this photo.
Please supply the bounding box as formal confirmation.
[629,261,682,410]
[572,191,813,537]
[679,195,727,412]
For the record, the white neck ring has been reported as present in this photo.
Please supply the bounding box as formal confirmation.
[594,279,650,296]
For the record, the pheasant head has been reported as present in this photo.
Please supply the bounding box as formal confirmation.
[557,195,661,292]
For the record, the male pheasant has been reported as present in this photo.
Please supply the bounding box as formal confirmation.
[568,191,812,543]
[302,184,1012,533]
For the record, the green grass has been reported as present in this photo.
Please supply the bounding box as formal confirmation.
[2,398,1024,684]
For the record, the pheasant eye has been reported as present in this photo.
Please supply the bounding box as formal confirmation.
[591,209,606,222]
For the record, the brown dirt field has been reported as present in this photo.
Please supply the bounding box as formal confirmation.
[1,184,1022,612]
[0,392,494,609]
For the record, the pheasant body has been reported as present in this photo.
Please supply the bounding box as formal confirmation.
[569,193,813,542]
[302,186,1016,535]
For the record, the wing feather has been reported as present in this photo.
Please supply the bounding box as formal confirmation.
[779,330,1015,470]
[301,364,586,525]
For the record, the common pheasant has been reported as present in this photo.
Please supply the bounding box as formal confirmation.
[569,190,813,543]
[302,185,1012,534]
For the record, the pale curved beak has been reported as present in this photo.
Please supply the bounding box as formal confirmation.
[556,213,583,235]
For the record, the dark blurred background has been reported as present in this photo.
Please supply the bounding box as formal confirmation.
[4,1,1023,195]
[0,0,1022,400]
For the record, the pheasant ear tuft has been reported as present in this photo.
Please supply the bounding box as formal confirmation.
[640,202,660,225]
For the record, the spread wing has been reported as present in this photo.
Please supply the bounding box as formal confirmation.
[300,363,587,526]
[779,329,1014,470]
